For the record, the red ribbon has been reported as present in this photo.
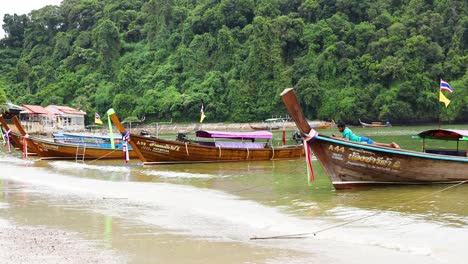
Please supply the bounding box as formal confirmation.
[303,138,314,184]
[303,129,318,185]
[23,135,28,159]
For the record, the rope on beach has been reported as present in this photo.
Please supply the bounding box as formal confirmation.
[86,149,120,164]
[231,184,271,193]
[250,180,468,240]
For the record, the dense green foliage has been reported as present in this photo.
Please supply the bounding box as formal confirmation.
[0,87,7,113]
[0,0,467,124]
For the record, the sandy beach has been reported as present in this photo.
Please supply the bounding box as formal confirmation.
[0,218,125,264]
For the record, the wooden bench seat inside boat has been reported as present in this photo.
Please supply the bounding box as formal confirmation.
[425,149,467,157]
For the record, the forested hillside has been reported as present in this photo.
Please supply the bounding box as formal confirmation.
[0,0,467,124]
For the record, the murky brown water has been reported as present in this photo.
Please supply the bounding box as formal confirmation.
[1,127,468,264]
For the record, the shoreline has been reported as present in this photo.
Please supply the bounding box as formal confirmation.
[11,121,303,136]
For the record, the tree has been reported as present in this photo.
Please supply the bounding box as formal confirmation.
[0,87,8,113]
[112,93,136,118]
[61,0,104,32]
[93,19,121,74]
[1,14,29,48]
[23,5,63,48]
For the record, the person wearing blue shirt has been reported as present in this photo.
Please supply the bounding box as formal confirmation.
[332,121,400,149]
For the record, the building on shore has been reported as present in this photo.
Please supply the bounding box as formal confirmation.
[18,104,86,133]
[46,105,86,130]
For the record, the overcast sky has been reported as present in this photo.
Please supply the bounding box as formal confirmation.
[1,0,62,39]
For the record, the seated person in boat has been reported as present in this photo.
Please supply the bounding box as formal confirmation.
[332,121,400,149]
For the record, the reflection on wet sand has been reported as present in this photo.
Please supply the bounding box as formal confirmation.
[0,179,309,264]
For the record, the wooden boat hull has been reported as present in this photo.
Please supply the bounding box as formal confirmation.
[27,137,138,160]
[2,116,136,160]
[129,134,304,164]
[310,136,468,189]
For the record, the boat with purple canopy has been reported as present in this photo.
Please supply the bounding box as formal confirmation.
[107,110,305,165]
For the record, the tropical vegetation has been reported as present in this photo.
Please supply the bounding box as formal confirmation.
[0,0,467,124]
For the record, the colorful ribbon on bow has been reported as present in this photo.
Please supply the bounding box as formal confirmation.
[122,131,130,163]
[303,129,318,185]
[4,129,12,153]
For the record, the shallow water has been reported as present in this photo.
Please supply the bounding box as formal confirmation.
[0,126,468,263]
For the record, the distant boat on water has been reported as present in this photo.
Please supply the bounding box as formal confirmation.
[309,120,335,130]
[249,124,280,131]
[359,119,392,128]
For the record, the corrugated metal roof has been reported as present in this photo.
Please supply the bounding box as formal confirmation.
[21,105,52,115]
[6,102,23,111]
[47,105,86,115]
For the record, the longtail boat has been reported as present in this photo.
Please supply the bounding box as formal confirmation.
[280,87,468,189]
[108,109,304,164]
[359,119,392,128]
[309,120,335,130]
[6,116,137,161]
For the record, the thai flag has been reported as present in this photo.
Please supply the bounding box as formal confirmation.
[95,112,103,124]
[440,79,453,93]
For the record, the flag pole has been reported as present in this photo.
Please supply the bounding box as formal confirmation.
[438,89,442,129]
[438,113,441,129]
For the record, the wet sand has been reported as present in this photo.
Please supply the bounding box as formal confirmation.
[0,218,125,264]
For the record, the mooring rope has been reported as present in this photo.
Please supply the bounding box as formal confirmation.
[250,180,468,240]
[86,148,120,164]
[231,184,271,193]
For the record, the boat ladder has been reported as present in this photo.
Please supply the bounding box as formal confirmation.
[75,144,86,162]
